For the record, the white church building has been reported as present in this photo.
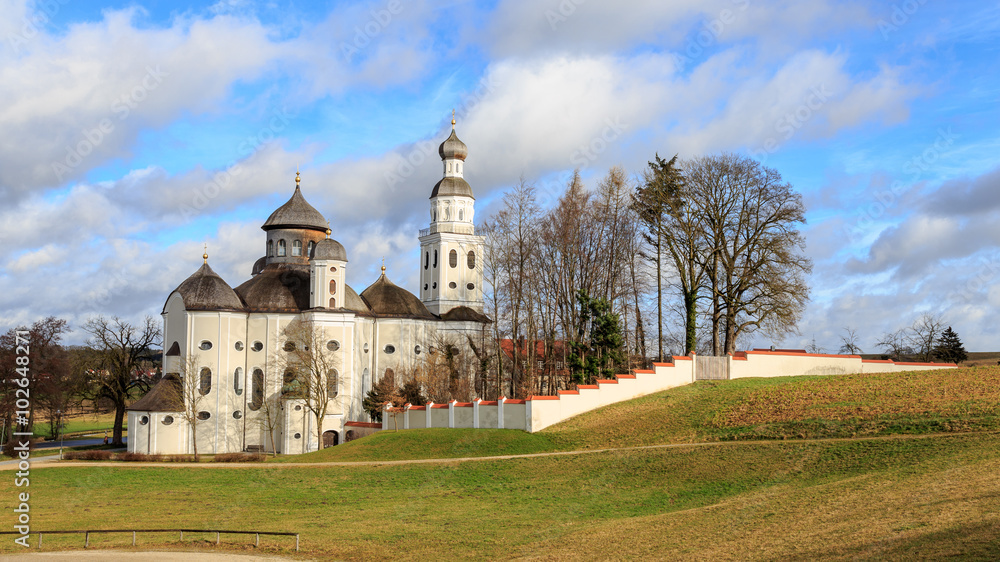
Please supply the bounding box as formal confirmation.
[127,122,490,455]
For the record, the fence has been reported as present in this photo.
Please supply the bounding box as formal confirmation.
[0,529,299,551]
[696,355,729,380]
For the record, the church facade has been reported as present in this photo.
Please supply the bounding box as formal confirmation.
[127,124,489,455]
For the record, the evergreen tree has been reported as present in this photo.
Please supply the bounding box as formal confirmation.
[934,326,968,364]
[568,290,626,385]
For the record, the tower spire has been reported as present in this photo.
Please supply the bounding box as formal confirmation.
[451,109,456,129]
[203,242,208,264]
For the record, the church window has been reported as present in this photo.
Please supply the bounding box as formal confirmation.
[294,405,302,411]
[199,340,212,351]
[467,283,475,290]
[162,416,174,425]
[267,240,274,257]
[449,282,457,289]
[278,239,287,256]
[292,240,302,256]
[448,162,452,173]
[329,297,336,308]
[327,340,340,352]
[328,369,339,397]
[284,341,296,352]
[235,341,244,351]
[233,410,242,419]
[249,368,264,410]
[449,250,458,268]
[468,251,476,269]
[199,367,212,396]
[384,367,395,386]
[307,241,315,257]
[432,282,437,289]
[294,433,302,439]
[459,208,464,221]
[424,283,428,290]
[329,279,337,295]
[198,411,211,420]
[414,345,421,355]
[384,344,396,354]
[234,367,243,396]
[433,250,438,268]
[330,266,337,272]
[362,368,370,393]
[424,252,429,270]
[139,415,149,425]
[251,341,263,352]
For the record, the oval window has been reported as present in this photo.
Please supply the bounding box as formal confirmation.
[363,343,369,353]
[327,340,340,352]
[294,433,302,439]
[329,279,337,295]
[330,266,337,272]
[284,341,296,352]
[467,283,475,290]
[449,282,457,289]
[197,411,211,420]
[234,367,243,396]
[467,251,476,269]
[199,341,212,351]
[250,368,263,411]
[294,405,302,411]
[233,410,243,419]
[162,415,174,425]
[139,415,149,425]
[384,344,396,354]
[449,249,458,268]
[199,367,212,396]
[251,341,263,352]
[415,345,422,355]
[328,369,339,397]
[235,341,244,351]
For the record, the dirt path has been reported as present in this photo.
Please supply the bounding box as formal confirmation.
[0,431,982,471]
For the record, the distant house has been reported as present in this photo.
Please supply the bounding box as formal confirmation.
[499,338,571,395]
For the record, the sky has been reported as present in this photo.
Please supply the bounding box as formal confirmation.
[0,0,998,353]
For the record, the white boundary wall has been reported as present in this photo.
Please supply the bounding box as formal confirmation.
[383,351,956,433]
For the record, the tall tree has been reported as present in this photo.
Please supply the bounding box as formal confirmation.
[280,321,341,450]
[933,326,967,364]
[907,313,945,363]
[81,316,160,446]
[838,327,863,355]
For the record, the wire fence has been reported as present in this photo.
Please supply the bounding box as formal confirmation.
[0,529,299,551]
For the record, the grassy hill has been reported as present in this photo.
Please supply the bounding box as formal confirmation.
[4,366,1000,559]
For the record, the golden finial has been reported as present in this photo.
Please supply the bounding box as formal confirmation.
[381,256,386,274]
[326,220,332,238]
[295,166,300,185]
[203,242,208,264]
[451,109,456,129]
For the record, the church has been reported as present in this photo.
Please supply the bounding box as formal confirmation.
[127,121,490,455]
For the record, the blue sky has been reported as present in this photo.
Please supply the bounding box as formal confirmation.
[1,0,998,352]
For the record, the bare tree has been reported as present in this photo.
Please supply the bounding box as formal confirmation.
[839,327,863,355]
[80,316,161,446]
[280,321,339,450]
[251,364,281,456]
[167,353,207,459]
[877,329,911,360]
[907,313,945,362]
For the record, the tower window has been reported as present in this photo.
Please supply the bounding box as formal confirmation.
[433,250,438,268]
[267,240,274,257]
[277,239,287,257]
[468,250,476,269]
[467,283,475,290]
[449,249,458,268]
[307,241,315,257]
[329,297,336,308]
[199,367,212,396]
[459,208,464,221]
[329,279,337,295]
[292,240,302,256]
[234,367,243,396]
[424,252,429,270]
[328,369,339,397]
[449,282,457,289]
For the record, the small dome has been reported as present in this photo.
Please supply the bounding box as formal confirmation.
[235,264,310,312]
[165,263,245,313]
[262,186,328,233]
[311,238,348,262]
[360,272,436,319]
[438,129,468,161]
[430,177,474,199]
[127,373,183,412]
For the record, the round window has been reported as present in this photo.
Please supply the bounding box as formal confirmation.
[235,341,244,351]
[327,340,340,352]
[199,341,213,351]
[251,341,263,352]
[139,415,149,425]
[415,345,422,355]
[294,405,302,411]
[197,411,211,420]
[449,282,457,289]
[330,266,337,272]
[284,341,296,352]
[294,433,302,439]
[384,344,396,354]
[233,410,242,419]
[467,283,475,290]
[363,343,369,353]
[162,415,174,425]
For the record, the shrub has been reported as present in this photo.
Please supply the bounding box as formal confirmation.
[64,450,114,461]
[165,454,194,462]
[114,452,151,462]
[214,452,265,463]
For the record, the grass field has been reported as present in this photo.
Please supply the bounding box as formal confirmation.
[2,367,1000,559]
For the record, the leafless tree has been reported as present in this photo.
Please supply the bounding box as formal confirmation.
[877,329,911,359]
[839,327,863,355]
[167,353,207,459]
[907,313,945,362]
[279,321,340,450]
[80,315,161,445]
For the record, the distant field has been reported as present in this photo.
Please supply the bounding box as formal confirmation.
[4,366,1000,559]
[966,351,1000,366]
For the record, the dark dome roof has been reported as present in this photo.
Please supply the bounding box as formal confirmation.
[262,186,328,232]
[344,284,370,314]
[440,306,491,323]
[311,238,348,262]
[164,262,245,313]
[438,129,468,161]
[127,374,183,412]
[235,264,310,313]
[251,256,267,276]
[430,176,474,199]
[360,273,436,319]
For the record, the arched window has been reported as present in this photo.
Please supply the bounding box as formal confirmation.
[329,297,336,308]
[433,250,438,268]
[458,208,464,221]
[384,367,395,386]
[199,367,212,396]
[449,249,458,268]
[292,240,302,256]
[277,239,287,257]
[328,369,339,397]
[424,252,429,270]
[467,250,476,269]
[249,368,263,410]
[234,367,243,395]
[267,240,274,257]
[362,367,370,394]
[329,279,337,295]
[307,241,315,257]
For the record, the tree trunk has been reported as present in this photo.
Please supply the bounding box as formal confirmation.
[112,403,126,446]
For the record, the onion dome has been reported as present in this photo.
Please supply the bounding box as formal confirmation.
[430,176,474,199]
[164,262,245,313]
[438,129,468,161]
[127,373,183,412]
[360,269,436,319]
[311,237,348,262]
[262,177,328,233]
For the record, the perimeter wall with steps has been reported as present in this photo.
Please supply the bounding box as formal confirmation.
[382,350,956,433]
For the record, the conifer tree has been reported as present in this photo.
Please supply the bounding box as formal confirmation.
[934,326,967,364]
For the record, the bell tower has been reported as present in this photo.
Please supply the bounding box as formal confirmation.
[419,114,484,315]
